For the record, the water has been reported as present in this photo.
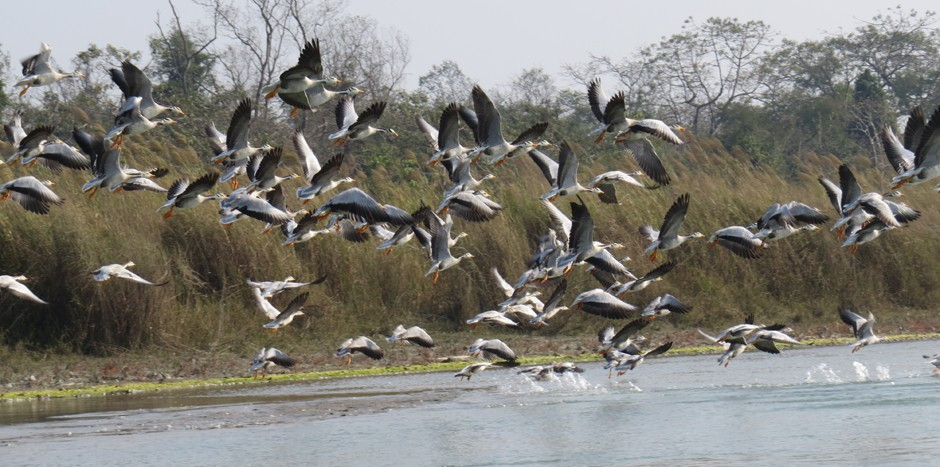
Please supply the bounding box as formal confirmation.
[1,340,939,466]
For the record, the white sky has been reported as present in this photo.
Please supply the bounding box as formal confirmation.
[3,0,938,90]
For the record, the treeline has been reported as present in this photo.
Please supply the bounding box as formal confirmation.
[0,2,938,354]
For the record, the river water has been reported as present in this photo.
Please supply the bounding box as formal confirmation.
[1,340,939,466]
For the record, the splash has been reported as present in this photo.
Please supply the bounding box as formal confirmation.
[852,361,892,382]
[804,363,842,384]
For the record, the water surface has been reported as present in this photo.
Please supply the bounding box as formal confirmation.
[1,340,938,466]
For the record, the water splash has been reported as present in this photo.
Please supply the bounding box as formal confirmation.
[852,361,892,382]
[805,363,842,384]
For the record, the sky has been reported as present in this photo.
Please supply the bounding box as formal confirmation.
[3,0,938,90]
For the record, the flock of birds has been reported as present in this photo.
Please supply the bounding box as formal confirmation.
[1,39,939,384]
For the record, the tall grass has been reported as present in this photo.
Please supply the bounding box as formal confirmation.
[0,125,937,357]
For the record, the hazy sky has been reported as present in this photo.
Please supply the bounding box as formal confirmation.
[4,0,938,90]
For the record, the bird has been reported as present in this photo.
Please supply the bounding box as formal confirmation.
[698,328,748,367]
[468,338,517,362]
[80,141,168,198]
[249,347,296,379]
[571,289,638,319]
[707,226,765,259]
[529,279,569,328]
[91,262,166,286]
[745,329,804,354]
[425,211,474,284]
[601,260,677,296]
[840,306,880,353]
[336,336,385,364]
[454,362,493,381]
[6,125,56,166]
[248,275,324,299]
[598,318,650,355]
[419,103,476,166]
[211,98,273,166]
[558,199,632,277]
[621,138,672,187]
[312,188,414,227]
[386,325,435,348]
[468,85,550,165]
[640,294,692,320]
[751,202,828,241]
[15,43,83,96]
[3,109,26,146]
[639,193,703,261]
[294,131,353,201]
[891,104,940,188]
[0,275,47,305]
[518,362,585,381]
[105,96,177,149]
[262,292,308,331]
[540,141,603,202]
[588,84,683,145]
[328,98,397,146]
[263,38,341,107]
[157,172,223,219]
[466,309,519,328]
[0,176,64,215]
[612,341,673,375]
[244,147,299,193]
[435,190,502,222]
[110,60,185,119]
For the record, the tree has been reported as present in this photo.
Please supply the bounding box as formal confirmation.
[418,60,473,104]
[150,0,219,97]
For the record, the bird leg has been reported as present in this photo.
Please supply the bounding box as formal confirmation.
[594,132,606,144]
[230,179,239,190]
[162,208,175,220]
[18,86,30,97]
[648,250,659,262]
[849,245,858,254]
[290,107,301,118]
[432,271,440,284]
[264,85,280,100]
[0,192,9,202]
[384,248,392,256]
[87,186,99,199]
[110,134,124,150]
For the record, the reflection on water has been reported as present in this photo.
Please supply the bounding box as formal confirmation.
[1,340,939,465]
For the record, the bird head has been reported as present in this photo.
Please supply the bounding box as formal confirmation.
[170,107,186,117]
[124,261,136,268]
[690,232,705,239]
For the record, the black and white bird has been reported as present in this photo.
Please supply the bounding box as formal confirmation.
[249,347,296,378]
[640,193,703,261]
[386,325,435,348]
[336,336,385,364]
[328,98,397,146]
[839,306,880,353]
[262,292,308,331]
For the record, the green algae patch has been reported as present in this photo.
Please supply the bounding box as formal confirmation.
[4,333,939,402]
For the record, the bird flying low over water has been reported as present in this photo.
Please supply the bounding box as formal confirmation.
[336,336,385,364]
[839,305,880,353]
[262,292,309,331]
[386,324,435,348]
[454,362,493,381]
[249,347,296,378]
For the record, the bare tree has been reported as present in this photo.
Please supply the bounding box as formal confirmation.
[152,0,219,96]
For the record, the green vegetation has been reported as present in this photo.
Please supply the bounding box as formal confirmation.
[1,4,939,388]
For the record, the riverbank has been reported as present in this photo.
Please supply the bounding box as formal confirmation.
[3,332,938,402]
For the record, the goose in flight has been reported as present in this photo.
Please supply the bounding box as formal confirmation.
[571,289,638,319]
[426,211,474,284]
[91,262,166,286]
[110,60,184,119]
[620,138,672,187]
[879,107,921,175]
[597,317,649,355]
[312,188,414,227]
[468,338,517,362]
[3,110,26,146]
[105,96,177,148]
[386,325,435,348]
[15,43,83,96]
[248,275,325,299]
[436,190,502,223]
[157,172,223,219]
[294,131,353,201]
[891,104,940,188]
[588,80,683,145]
[418,103,476,166]
[455,362,493,381]
[336,336,385,364]
[263,38,341,104]
[839,306,880,353]
[466,309,519,328]
[0,176,64,215]
[262,292,308,331]
[468,85,550,165]
[612,341,673,375]
[698,328,748,367]
[923,354,940,374]
[244,147,299,194]
[707,226,765,259]
[211,98,273,165]
[529,279,569,328]
[0,275,47,305]
[558,199,632,277]
[594,260,677,296]
[640,294,692,320]
[328,98,397,146]
[751,201,828,241]
[6,125,55,166]
[540,141,603,202]
[640,193,703,261]
[249,347,296,378]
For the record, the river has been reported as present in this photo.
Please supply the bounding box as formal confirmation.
[1,339,938,466]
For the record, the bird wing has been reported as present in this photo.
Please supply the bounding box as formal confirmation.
[611,318,650,346]
[179,172,219,198]
[334,96,358,130]
[590,268,619,290]
[650,293,692,314]
[35,143,91,170]
[510,122,548,145]
[415,114,439,151]
[542,279,568,313]
[622,138,671,186]
[116,268,160,286]
[491,267,514,297]
[751,339,781,354]
[837,164,861,212]
[472,85,504,146]
[638,225,659,243]
[817,177,843,215]
[712,227,763,259]
[282,292,309,316]
[587,78,609,123]
[527,149,558,186]
[913,105,940,169]
[603,92,627,126]
[575,289,638,319]
[658,193,691,241]
[880,125,915,174]
[458,104,482,145]
[402,326,434,348]
[293,131,320,181]
[352,337,385,360]
[541,199,572,244]
[555,141,580,190]
[265,347,296,367]
[4,280,48,305]
[639,260,677,282]
[282,38,324,80]
[567,199,594,254]
[18,125,56,151]
[350,101,387,131]
[226,98,253,150]
[252,287,281,319]
[839,306,866,338]
[643,341,674,358]
[632,119,683,144]
[585,250,633,277]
